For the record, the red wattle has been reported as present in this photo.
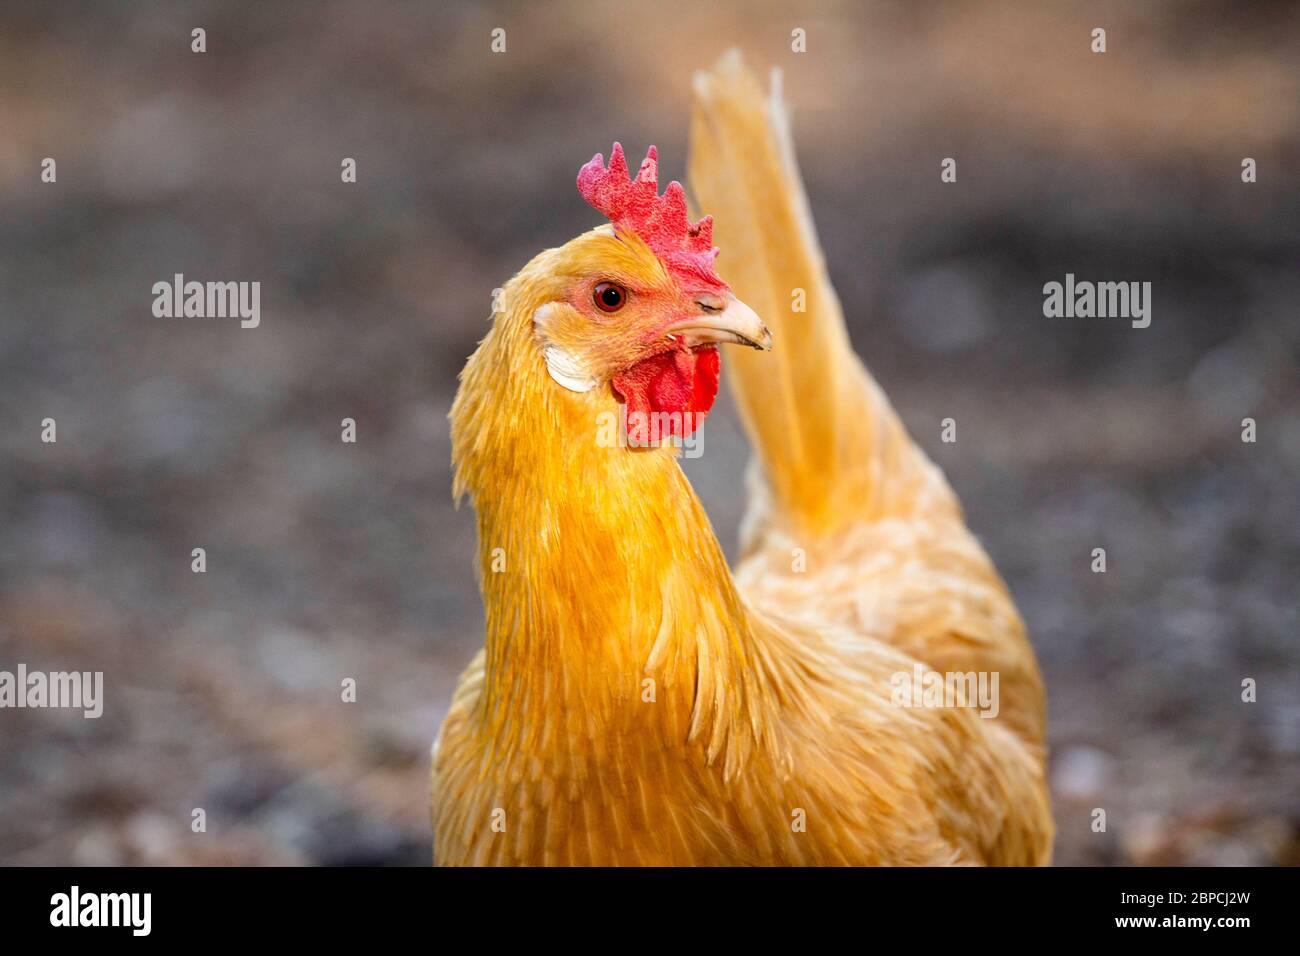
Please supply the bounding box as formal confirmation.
[611,346,719,445]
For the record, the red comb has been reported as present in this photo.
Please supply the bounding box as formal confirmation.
[577,143,725,290]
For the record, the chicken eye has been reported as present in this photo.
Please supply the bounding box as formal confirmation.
[593,282,627,313]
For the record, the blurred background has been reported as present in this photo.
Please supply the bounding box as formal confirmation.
[1,0,1297,865]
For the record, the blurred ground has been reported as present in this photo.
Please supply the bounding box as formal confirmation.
[1,1,1297,865]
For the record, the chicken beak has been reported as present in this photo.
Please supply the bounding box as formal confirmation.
[668,294,773,350]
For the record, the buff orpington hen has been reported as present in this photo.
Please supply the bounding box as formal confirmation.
[433,51,1053,866]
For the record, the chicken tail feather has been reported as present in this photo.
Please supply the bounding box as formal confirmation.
[689,51,930,538]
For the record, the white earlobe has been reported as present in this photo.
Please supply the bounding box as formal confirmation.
[544,344,599,392]
[535,303,599,393]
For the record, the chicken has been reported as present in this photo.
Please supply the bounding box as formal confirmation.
[432,51,1053,866]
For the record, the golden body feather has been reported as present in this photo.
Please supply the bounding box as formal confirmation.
[433,53,1053,865]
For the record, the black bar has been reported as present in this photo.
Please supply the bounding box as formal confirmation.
[0,866,1285,942]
